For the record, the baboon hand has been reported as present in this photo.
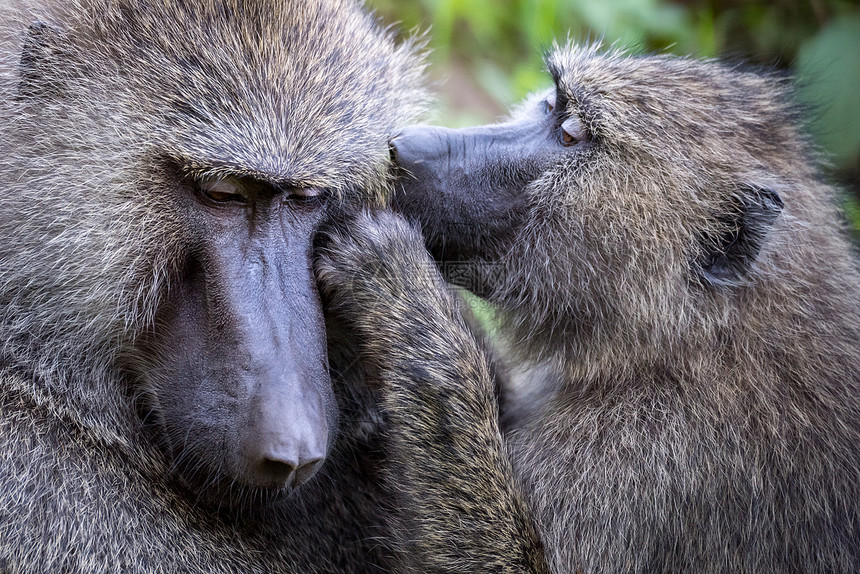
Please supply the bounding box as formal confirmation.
[316,209,449,334]
[318,211,550,574]
[316,209,482,393]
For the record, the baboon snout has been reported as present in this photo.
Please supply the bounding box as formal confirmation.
[255,457,325,490]
[247,443,326,490]
[389,125,452,170]
[390,123,540,264]
[150,211,335,499]
[241,377,329,489]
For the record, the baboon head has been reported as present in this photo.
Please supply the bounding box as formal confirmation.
[0,0,425,506]
[390,44,835,379]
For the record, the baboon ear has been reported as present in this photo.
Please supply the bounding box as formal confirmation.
[696,184,784,286]
[19,22,67,99]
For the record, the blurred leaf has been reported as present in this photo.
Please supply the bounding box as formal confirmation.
[796,15,860,169]
[694,7,718,57]
[457,289,502,337]
[571,0,691,48]
[511,65,553,101]
[844,195,860,239]
[475,61,518,108]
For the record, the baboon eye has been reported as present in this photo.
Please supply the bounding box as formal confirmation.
[199,177,248,204]
[286,187,327,203]
[544,94,556,114]
[560,116,588,146]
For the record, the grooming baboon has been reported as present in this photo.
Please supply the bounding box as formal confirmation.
[0,1,549,571]
[386,44,860,572]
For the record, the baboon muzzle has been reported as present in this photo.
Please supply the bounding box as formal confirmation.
[154,200,334,496]
[390,121,547,263]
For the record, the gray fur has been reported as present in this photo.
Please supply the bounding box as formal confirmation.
[316,209,551,574]
[500,46,860,573]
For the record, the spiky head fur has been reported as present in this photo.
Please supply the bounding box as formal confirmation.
[0,0,427,436]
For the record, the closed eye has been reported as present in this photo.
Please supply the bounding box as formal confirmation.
[285,187,328,203]
[560,116,589,146]
[199,177,249,204]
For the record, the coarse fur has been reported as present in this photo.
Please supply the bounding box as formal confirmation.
[390,43,860,572]
[315,210,550,574]
[0,0,449,572]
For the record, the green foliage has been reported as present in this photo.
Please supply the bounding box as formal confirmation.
[796,15,860,171]
[456,288,502,338]
[845,195,860,239]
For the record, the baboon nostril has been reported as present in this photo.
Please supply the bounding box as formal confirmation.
[294,457,324,488]
[259,458,297,486]
[389,140,399,164]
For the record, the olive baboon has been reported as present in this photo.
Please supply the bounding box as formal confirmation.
[387,44,860,572]
[0,1,548,571]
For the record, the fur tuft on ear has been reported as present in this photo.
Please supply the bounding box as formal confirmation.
[18,21,66,99]
[696,184,784,286]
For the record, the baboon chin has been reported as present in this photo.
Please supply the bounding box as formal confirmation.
[392,43,860,572]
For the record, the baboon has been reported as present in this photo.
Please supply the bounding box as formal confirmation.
[0,0,550,572]
[384,43,860,572]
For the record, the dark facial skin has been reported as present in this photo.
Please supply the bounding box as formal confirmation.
[389,93,586,267]
[142,173,335,506]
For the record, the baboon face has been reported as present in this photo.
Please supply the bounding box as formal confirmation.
[4,0,425,507]
[391,44,791,352]
[144,171,335,500]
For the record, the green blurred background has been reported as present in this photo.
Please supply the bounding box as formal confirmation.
[367,0,860,233]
